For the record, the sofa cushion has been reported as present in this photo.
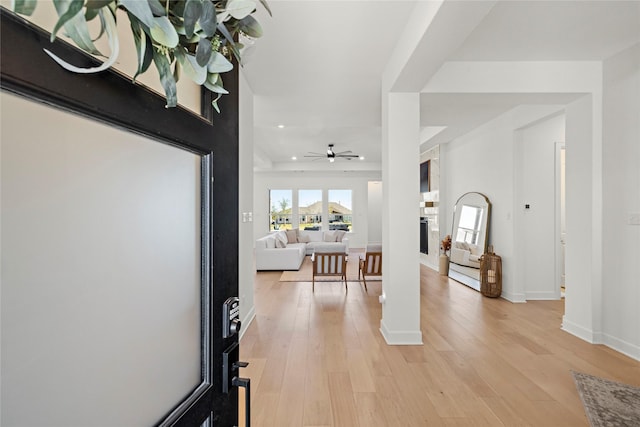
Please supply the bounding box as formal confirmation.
[334,230,346,242]
[323,231,336,242]
[298,233,310,243]
[285,229,298,244]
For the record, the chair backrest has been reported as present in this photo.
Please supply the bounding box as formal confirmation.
[362,252,382,275]
[313,252,347,276]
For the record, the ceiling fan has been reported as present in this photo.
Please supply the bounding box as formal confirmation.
[304,144,360,162]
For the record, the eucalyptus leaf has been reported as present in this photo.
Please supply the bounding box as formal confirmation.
[150,16,179,48]
[216,11,229,23]
[207,51,233,73]
[12,0,38,16]
[195,37,212,67]
[85,7,100,21]
[119,0,155,28]
[258,0,272,17]
[86,0,112,9]
[204,80,228,95]
[216,22,241,63]
[211,93,221,114]
[129,14,153,80]
[225,0,256,20]
[183,0,202,38]
[92,10,107,41]
[152,50,178,108]
[51,0,84,42]
[147,0,166,16]
[43,7,120,73]
[239,15,262,38]
[199,0,217,37]
[173,60,181,83]
[52,0,102,55]
[171,0,186,18]
[175,49,207,85]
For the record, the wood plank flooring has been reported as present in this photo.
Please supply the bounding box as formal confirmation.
[239,261,640,426]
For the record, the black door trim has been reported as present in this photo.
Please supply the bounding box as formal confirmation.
[1,6,240,426]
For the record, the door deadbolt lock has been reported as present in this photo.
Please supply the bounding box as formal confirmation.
[223,297,241,338]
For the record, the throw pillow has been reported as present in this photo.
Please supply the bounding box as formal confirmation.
[334,230,346,242]
[298,233,310,243]
[285,229,298,244]
[323,231,336,242]
[265,236,276,249]
[275,231,288,248]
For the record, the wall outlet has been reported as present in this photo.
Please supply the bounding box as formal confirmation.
[629,212,640,225]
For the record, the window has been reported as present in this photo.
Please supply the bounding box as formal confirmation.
[270,189,292,231]
[456,205,483,244]
[298,189,322,230]
[328,189,352,232]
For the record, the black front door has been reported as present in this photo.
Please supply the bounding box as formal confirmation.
[1,9,241,426]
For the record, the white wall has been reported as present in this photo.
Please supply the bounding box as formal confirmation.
[515,113,565,300]
[563,94,598,339]
[443,106,567,302]
[367,181,383,242]
[601,43,640,359]
[444,117,517,299]
[253,172,380,249]
[239,72,256,334]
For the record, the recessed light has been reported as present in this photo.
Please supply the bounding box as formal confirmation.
[291,156,297,160]
[277,124,285,129]
[359,156,365,160]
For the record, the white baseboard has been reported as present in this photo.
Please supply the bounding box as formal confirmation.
[525,290,560,300]
[562,316,595,342]
[239,305,256,341]
[562,317,640,362]
[602,333,640,362]
[500,290,526,303]
[379,319,423,345]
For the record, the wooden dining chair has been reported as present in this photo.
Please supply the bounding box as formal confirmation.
[311,251,348,292]
[358,243,382,291]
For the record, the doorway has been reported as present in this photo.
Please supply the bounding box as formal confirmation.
[555,143,566,298]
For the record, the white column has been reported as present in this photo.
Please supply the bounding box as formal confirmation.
[380,91,423,345]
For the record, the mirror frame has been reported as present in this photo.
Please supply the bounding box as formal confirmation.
[448,192,491,291]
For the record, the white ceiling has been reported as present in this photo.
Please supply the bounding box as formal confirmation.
[243,1,640,171]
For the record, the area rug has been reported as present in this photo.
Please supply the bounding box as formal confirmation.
[572,371,640,426]
[279,255,381,282]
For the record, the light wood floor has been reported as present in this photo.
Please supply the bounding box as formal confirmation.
[239,261,640,426]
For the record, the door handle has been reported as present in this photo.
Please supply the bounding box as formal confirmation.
[233,376,250,427]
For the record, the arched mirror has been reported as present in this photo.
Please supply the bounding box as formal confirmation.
[448,192,491,291]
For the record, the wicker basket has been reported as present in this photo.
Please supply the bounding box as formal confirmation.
[480,248,502,298]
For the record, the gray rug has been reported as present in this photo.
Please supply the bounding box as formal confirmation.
[572,371,640,426]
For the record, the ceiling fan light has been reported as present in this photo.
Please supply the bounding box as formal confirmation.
[359,156,365,160]
[329,158,335,163]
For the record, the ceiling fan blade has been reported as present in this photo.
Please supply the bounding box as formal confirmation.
[334,150,352,155]
[306,152,325,156]
[336,154,359,158]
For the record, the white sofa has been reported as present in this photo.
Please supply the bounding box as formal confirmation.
[450,241,481,268]
[255,229,349,271]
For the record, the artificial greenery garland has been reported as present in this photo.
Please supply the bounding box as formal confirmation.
[11,0,269,110]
